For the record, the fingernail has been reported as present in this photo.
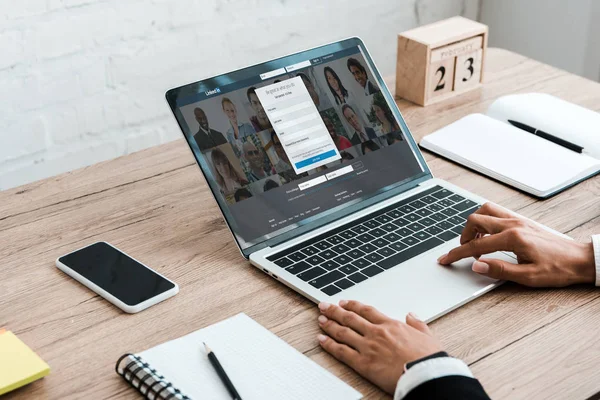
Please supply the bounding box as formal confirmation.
[338,300,348,307]
[319,302,331,311]
[409,312,420,320]
[317,334,327,343]
[437,253,447,264]
[472,260,489,274]
[318,315,328,324]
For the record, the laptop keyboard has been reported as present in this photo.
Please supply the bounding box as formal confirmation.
[267,186,480,296]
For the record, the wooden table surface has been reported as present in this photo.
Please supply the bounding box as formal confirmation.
[1,48,599,400]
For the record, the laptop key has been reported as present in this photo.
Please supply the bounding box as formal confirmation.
[363,219,381,229]
[448,216,463,225]
[339,265,359,275]
[313,241,331,251]
[401,236,419,246]
[380,223,397,233]
[421,195,437,204]
[274,257,293,268]
[357,233,376,243]
[389,241,408,252]
[409,199,427,209]
[297,266,327,281]
[396,227,413,237]
[377,247,396,258]
[441,208,456,217]
[335,278,355,290]
[372,238,390,248]
[320,260,341,271]
[393,217,411,227]
[320,249,336,259]
[439,199,454,207]
[425,225,443,235]
[413,231,431,241]
[327,235,344,245]
[306,255,326,265]
[351,258,370,269]
[387,209,404,219]
[377,237,445,270]
[362,265,385,277]
[348,272,368,283]
[364,253,384,263]
[438,230,459,241]
[453,200,476,212]
[432,188,452,199]
[383,232,402,242]
[415,208,432,217]
[322,285,342,296]
[419,217,436,227]
[370,227,387,237]
[333,254,352,265]
[285,261,311,275]
[437,220,454,231]
[427,203,444,212]
[397,205,415,213]
[345,238,361,248]
[301,246,318,256]
[288,252,307,262]
[309,270,345,288]
[404,213,421,222]
[332,243,351,254]
[347,249,366,259]
[459,206,480,219]
[339,230,355,240]
[358,243,377,253]
[449,194,465,203]
[374,214,393,224]
[430,212,446,222]
[351,225,369,234]
[407,222,425,232]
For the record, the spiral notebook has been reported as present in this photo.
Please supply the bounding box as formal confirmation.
[115,313,361,400]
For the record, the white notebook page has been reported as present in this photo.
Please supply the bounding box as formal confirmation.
[138,313,362,400]
[421,114,600,195]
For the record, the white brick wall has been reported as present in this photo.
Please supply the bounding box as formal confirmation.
[0,0,478,190]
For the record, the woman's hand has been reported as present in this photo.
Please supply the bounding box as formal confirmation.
[438,202,595,287]
[317,300,442,394]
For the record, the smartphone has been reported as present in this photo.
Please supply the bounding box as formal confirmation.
[56,242,178,313]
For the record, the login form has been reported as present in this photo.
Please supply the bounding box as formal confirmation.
[256,76,341,174]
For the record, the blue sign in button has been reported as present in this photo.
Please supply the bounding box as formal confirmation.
[295,149,337,170]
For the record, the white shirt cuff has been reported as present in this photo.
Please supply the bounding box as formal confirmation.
[592,235,600,287]
[394,356,474,400]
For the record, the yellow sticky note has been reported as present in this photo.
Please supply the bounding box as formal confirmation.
[0,331,50,395]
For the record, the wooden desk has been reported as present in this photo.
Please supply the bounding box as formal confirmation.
[1,48,599,399]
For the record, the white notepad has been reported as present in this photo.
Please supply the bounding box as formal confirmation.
[116,313,362,400]
[420,94,600,197]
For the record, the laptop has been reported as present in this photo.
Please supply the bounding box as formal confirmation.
[165,37,515,322]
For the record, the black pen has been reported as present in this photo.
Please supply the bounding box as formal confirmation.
[203,342,242,400]
[507,119,584,153]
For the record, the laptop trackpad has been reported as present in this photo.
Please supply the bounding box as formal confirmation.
[344,249,516,323]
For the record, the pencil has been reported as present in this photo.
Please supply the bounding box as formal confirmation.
[203,342,242,400]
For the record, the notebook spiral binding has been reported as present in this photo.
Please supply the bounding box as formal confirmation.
[116,353,191,400]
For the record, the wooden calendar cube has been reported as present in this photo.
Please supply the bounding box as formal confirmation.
[395,16,488,106]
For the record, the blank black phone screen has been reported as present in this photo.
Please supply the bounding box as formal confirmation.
[59,242,175,306]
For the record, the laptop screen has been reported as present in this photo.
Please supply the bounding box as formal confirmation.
[166,38,429,254]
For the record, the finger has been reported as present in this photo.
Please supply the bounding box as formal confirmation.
[339,300,388,324]
[475,202,515,219]
[439,231,513,265]
[472,258,536,285]
[318,315,365,350]
[460,214,513,245]
[405,312,431,334]
[318,334,361,367]
[319,302,371,335]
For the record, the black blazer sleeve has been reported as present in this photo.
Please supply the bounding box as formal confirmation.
[403,375,490,400]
